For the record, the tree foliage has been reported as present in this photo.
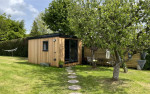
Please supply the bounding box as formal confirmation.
[68,0,150,80]
[30,20,41,37]
[0,14,26,41]
[35,12,53,34]
[30,12,53,37]
[43,0,74,35]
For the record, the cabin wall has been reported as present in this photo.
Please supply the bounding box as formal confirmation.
[59,38,65,62]
[28,37,60,67]
[84,47,140,68]
[28,39,38,64]
[28,37,82,67]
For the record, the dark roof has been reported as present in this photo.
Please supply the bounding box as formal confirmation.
[28,33,78,40]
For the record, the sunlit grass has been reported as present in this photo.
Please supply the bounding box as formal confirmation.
[0,56,71,94]
[73,65,150,94]
[0,56,150,94]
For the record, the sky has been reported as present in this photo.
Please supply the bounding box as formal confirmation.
[0,0,53,34]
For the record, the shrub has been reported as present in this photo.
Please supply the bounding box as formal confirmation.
[143,49,150,70]
[0,38,28,57]
[59,60,64,65]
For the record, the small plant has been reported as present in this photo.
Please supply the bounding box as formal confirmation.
[59,60,64,68]
[59,60,64,65]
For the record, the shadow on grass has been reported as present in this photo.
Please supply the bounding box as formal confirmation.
[78,75,130,94]
[74,65,113,72]
[74,65,131,94]
[15,61,42,67]
[13,61,69,93]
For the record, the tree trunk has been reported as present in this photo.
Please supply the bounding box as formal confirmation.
[123,62,128,73]
[112,50,121,81]
[123,66,128,73]
[113,63,120,81]
[91,50,96,68]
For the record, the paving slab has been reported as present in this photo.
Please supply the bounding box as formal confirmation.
[68,80,79,84]
[67,70,74,73]
[66,67,72,70]
[69,93,82,94]
[68,72,76,75]
[68,85,81,90]
[68,75,77,79]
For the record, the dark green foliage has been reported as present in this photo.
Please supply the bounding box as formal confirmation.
[143,49,150,70]
[0,14,26,41]
[30,21,41,37]
[0,38,28,57]
[43,0,74,35]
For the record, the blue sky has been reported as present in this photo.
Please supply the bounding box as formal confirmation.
[0,0,53,34]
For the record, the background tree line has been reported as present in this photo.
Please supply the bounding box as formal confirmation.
[0,13,26,41]
[29,12,53,37]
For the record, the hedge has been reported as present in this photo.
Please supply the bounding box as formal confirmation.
[0,38,28,57]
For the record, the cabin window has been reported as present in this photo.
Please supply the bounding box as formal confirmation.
[43,41,48,51]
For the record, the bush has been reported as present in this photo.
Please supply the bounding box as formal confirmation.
[143,49,150,70]
[0,38,28,57]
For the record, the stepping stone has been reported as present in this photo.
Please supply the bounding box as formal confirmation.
[68,80,79,84]
[66,67,72,70]
[65,68,70,70]
[68,72,76,75]
[69,93,82,94]
[68,75,77,79]
[68,85,81,90]
[67,70,74,73]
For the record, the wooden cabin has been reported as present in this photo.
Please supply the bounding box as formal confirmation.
[84,47,140,68]
[28,33,82,67]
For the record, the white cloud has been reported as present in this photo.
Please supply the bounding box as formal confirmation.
[0,0,39,16]
[0,0,39,34]
[28,5,39,17]
[9,0,25,5]
[5,8,25,16]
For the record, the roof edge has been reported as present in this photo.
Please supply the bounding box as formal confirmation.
[28,33,78,40]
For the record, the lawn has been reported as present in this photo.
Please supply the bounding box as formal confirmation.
[0,56,150,94]
[74,66,150,94]
[0,56,70,94]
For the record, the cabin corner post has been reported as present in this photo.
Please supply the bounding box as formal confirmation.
[78,40,82,64]
[28,40,30,62]
[58,38,65,67]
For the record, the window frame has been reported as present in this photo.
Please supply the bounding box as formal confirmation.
[43,41,48,51]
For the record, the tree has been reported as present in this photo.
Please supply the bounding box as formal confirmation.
[68,0,102,68]
[68,0,150,80]
[6,20,26,40]
[30,21,41,37]
[0,14,10,40]
[121,0,150,73]
[0,13,26,41]
[30,12,53,37]
[43,0,74,35]
[35,12,53,34]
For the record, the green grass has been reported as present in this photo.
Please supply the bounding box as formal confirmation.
[0,56,150,94]
[0,56,71,94]
[73,65,150,94]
